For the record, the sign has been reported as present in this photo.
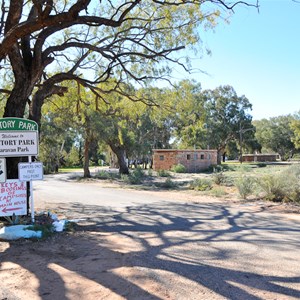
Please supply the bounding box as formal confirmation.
[0,179,27,217]
[0,158,6,183]
[18,162,43,181]
[0,118,38,131]
[0,131,38,156]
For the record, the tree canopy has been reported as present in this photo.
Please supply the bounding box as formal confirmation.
[0,0,258,124]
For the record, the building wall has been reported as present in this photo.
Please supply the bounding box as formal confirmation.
[242,154,278,162]
[153,149,218,172]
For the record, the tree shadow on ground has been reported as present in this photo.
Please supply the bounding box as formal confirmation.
[1,201,300,299]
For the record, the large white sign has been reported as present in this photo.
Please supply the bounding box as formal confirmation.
[0,158,6,183]
[18,162,43,181]
[0,131,38,156]
[0,180,27,216]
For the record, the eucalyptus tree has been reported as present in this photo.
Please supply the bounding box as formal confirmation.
[1,0,257,123]
[290,112,300,150]
[203,85,254,163]
[0,0,259,177]
[254,115,296,161]
[170,79,207,149]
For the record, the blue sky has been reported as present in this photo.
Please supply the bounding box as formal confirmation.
[181,0,300,120]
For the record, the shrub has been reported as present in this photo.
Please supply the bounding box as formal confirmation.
[212,165,224,173]
[121,167,145,184]
[210,186,227,197]
[239,164,251,172]
[96,170,116,180]
[160,178,178,189]
[213,172,234,186]
[147,169,153,177]
[171,164,186,173]
[189,178,212,191]
[235,176,256,199]
[157,169,171,177]
[253,165,300,203]
[257,174,292,202]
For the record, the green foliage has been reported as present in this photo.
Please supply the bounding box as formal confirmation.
[122,167,145,184]
[3,214,23,225]
[210,186,227,197]
[257,174,290,202]
[159,178,178,189]
[64,221,77,233]
[256,165,300,202]
[254,115,296,161]
[171,164,186,173]
[235,176,256,199]
[204,85,254,161]
[95,170,120,180]
[291,117,300,149]
[212,172,233,186]
[189,178,212,191]
[147,169,153,177]
[25,224,55,239]
[66,146,81,167]
[239,164,252,172]
[157,169,171,177]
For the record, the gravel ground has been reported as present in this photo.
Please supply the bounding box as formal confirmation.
[1,173,300,299]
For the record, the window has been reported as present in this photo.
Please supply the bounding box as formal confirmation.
[208,154,211,160]
[187,154,191,160]
[159,155,164,161]
[194,153,198,160]
[200,154,205,160]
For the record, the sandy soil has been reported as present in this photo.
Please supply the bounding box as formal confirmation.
[1,179,300,300]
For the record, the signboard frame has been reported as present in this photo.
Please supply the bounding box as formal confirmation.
[0,131,39,156]
[0,157,6,183]
[0,179,27,217]
[0,117,40,222]
[18,162,44,181]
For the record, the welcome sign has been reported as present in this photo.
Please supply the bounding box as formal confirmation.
[0,118,38,156]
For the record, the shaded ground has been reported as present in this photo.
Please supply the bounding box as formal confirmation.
[1,175,300,300]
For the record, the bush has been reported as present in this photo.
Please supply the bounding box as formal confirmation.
[160,178,178,189]
[212,165,224,173]
[257,174,289,202]
[213,172,234,186]
[96,170,119,180]
[121,167,145,184]
[235,176,256,199]
[171,164,186,173]
[189,178,212,191]
[254,165,300,203]
[210,186,227,197]
[157,169,171,177]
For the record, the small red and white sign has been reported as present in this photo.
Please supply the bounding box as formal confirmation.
[0,179,27,216]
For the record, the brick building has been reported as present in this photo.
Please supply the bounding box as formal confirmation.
[152,149,218,173]
[242,153,278,162]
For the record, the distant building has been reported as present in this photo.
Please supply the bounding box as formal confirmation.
[242,154,278,162]
[152,149,218,173]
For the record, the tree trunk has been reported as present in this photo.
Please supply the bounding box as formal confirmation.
[109,144,129,174]
[83,141,91,178]
[3,81,34,178]
[217,150,222,165]
[83,128,91,178]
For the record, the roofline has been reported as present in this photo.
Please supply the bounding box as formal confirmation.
[152,149,217,152]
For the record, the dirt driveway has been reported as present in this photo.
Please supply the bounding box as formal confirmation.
[1,173,300,300]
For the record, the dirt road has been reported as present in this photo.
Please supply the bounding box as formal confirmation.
[1,173,300,299]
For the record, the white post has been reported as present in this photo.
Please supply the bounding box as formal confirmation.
[28,156,35,223]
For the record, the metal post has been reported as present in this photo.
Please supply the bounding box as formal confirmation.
[28,156,35,223]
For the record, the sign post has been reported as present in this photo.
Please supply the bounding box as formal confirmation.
[0,158,6,183]
[0,118,41,223]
